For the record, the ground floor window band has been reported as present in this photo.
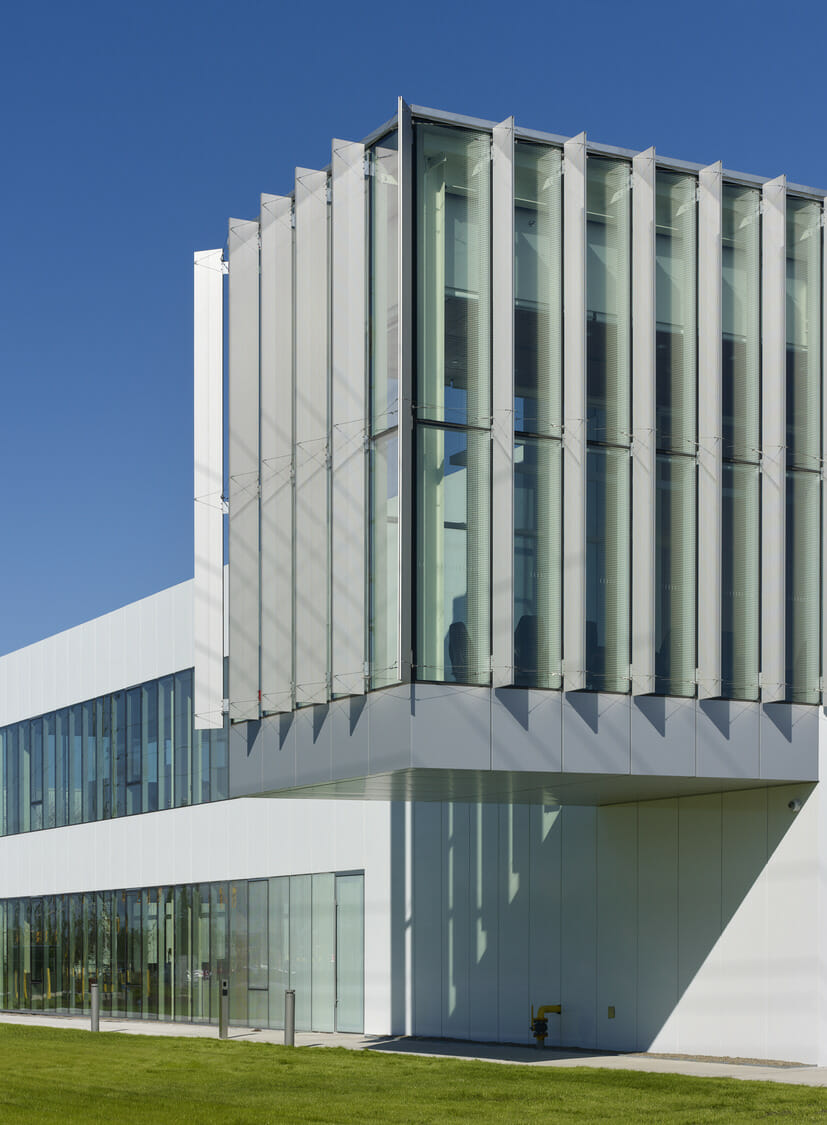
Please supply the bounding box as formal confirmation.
[0,871,364,1034]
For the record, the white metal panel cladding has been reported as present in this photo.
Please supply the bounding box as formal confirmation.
[697,162,723,700]
[260,194,294,714]
[562,132,587,691]
[331,140,367,698]
[631,148,656,695]
[761,175,787,703]
[397,98,414,682]
[193,249,226,729]
[491,118,515,688]
[228,219,261,722]
[294,169,331,706]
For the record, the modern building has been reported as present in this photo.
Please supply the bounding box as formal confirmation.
[1,99,827,1063]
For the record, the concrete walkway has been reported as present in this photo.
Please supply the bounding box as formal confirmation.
[2,1012,827,1088]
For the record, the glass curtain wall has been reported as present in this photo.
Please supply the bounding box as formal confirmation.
[0,668,229,839]
[586,157,631,692]
[721,184,761,700]
[369,132,400,689]
[513,141,562,688]
[785,197,821,703]
[415,124,491,684]
[654,171,697,696]
[0,873,364,1034]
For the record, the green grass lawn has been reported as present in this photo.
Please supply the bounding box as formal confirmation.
[0,1024,825,1124]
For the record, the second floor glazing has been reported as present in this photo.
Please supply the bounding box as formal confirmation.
[218,103,827,720]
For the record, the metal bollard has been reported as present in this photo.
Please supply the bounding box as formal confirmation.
[219,979,229,1040]
[284,989,295,1046]
[90,982,100,1033]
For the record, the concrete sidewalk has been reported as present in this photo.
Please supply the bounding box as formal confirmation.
[2,1012,826,1088]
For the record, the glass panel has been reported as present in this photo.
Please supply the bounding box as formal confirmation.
[311,873,335,1033]
[722,185,760,462]
[98,698,111,821]
[210,722,228,803]
[143,888,160,1020]
[369,430,399,688]
[416,124,491,427]
[19,723,30,833]
[586,447,630,692]
[721,462,760,700]
[174,671,192,808]
[174,885,191,1021]
[587,157,631,446]
[656,171,696,452]
[45,714,55,829]
[126,890,142,1017]
[229,881,247,1025]
[30,720,42,832]
[655,455,696,696]
[126,688,141,816]
[142,681,158,814]
[289,875,311,1031]
[416,425,491,684]
[786,470,820,703]
[370,131,399,432]
[514,142,562,436]
[159,676,174,811]
[786,197,821,470]
[191,884,211,1021]
[113,890,127,1017]
[55,710,69,828]
[335,874,364,1034]
[210,883,228,1023]
[247,880,268,1026]
[83,700,96,824]
[113,692,126,819]
[513,437,561,688]
[161,887,174,1020]
[268,877,290,1030]
[70,705,83,825]
[97,891,112,1016]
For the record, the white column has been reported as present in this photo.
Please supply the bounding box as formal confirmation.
[631,147,656,696]
[563,132,587,692]
[228,218,261,722]
[331,139,367,697]
[259,194,294,714]
[761,175,787,703]
[193,249,226,729]
[491,117,515,688]
[294,168,331,707]
[697,162,723,700]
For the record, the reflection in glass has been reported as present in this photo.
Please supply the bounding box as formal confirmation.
[655,456,695,696]
[786,471,820,703]
[417,124,491,427]
[786,197,821,469]
[587,158,631,445]
[722,185,760,462]
[586,447,630,692]
[369,432,399,688]
[0,872,364,1034]
[514,142,562,436]
[370,132,399,432]
[416,425,490,684]
[721,463,759,700]
[514,438,561,687]
[656,172,696,452]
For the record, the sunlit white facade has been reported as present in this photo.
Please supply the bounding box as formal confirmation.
[2,102,827,1062]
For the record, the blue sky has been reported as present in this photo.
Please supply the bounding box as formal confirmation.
[1,0,825,655]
